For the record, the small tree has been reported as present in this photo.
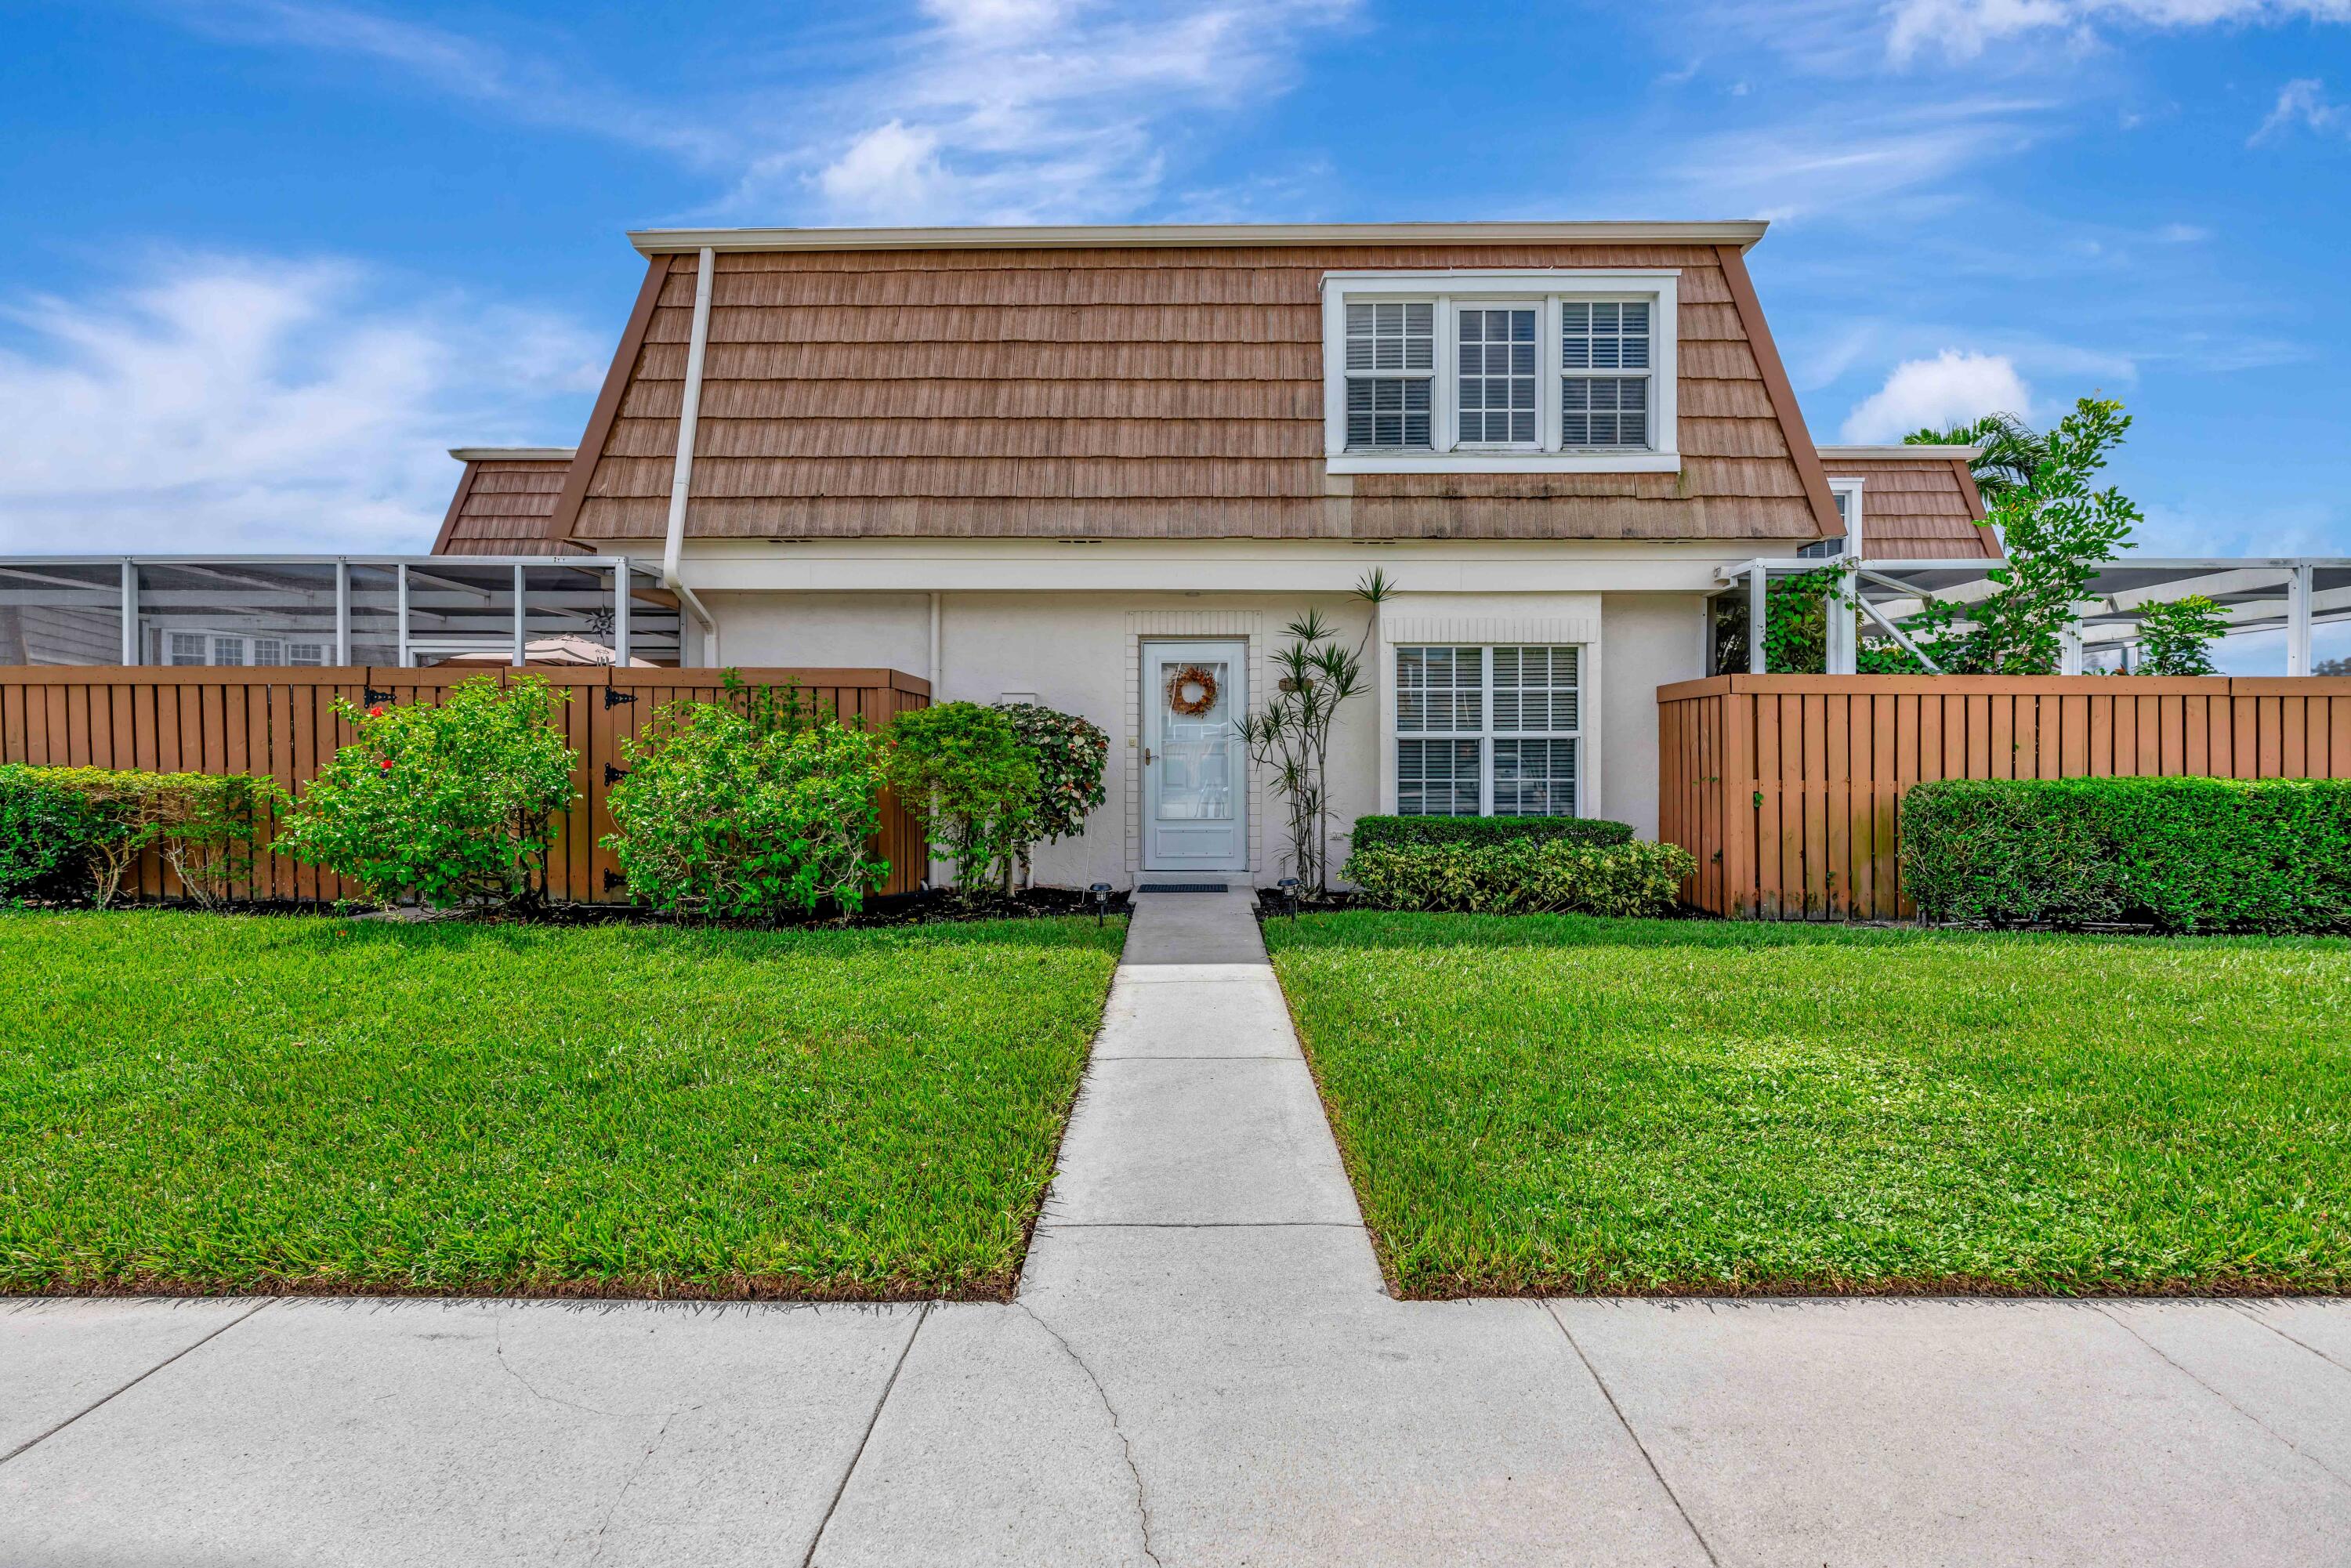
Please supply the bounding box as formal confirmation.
[1237,570,1392,895]
[276,674,577,910]
[1903,397,2142,675]
[2134,594,2230,676]
[994,702,1108,887]
[1904,411,2047,506]
[882,702,1038,893]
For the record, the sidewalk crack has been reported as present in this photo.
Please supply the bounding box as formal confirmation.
[800,1301,932,1568]
[586,1402,697,1564]
[1019,1302,1164,1568]
[1543,1302,1722,1568]
[2097,1304,2351,1494]
[493,1313,632,1418]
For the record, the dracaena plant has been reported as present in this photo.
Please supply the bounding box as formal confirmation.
[1236,570,1391,895]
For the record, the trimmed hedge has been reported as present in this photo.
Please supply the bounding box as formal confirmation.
[0,765,281,907]
[1343,838,1695,917]
[1348,814,1634,851]
[1903,777,2351,932]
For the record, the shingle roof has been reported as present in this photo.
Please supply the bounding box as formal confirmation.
[1816,447,1998,560]
[432,451,578,556]
[550,240,1842,546]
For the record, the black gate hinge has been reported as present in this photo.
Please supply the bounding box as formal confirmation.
[603,763,629,785]
[603,687,638,708]
[603,868,627,893]
[364,687,395,706]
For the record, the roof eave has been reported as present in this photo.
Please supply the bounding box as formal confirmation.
[449,447,579,463]
[625,220,1773,256]
[1817,444,1983,460]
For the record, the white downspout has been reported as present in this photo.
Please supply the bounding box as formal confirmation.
[663,246,720,667]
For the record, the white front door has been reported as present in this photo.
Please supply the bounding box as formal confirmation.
[1143,639,1248,872]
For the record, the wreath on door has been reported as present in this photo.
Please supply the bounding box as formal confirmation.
[1165,664,1220,718]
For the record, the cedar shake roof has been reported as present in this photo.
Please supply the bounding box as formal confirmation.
[432,449,579,555]
[547,226,1843,547]
[1817,446,1999,561]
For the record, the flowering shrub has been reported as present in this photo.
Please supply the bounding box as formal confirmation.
[275,675,576,909]
[994,701,1108,880]
[603,701,888,921]
[882,702,1037,892]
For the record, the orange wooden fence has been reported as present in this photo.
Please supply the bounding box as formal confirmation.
[0,665,930,905]
[1657,674,2351,921]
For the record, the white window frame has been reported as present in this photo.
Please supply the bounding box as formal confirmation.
[1802,479,1865,559]
[1321,270,1680,475]
[164,630,328,668]
[1339,297,1440,451]
[1391,643,1588,818]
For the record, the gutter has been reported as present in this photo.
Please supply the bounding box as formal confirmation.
[662,245,721,665]
[628,219,1773,255]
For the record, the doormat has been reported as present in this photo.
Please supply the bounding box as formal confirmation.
[1137,882,1229,893]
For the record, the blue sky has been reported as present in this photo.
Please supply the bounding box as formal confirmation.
[3,0,2348,658]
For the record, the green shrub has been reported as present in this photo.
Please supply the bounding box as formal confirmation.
[882,702,1038,892]
[603,701,888,921]
[1348,814,1635,852]
[1903,777,2351,932]
[1344,838,1696,917]
[994,701,1109,877]
[0,766,281,907]
[0,765,110,900]
[275,674,577,910]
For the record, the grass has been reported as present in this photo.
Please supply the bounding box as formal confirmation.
[1262,912,2351,1298]
[0,910,1125,1299]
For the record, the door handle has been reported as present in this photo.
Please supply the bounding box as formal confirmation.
[1143,748,1155,766]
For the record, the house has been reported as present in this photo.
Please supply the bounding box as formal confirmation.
[432,220,1991,888]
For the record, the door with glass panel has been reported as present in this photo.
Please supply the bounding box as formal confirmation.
[1142,640,1248,871]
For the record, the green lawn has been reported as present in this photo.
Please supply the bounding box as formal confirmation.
[1,911,1125,1299]
[1263,913,2351,1298]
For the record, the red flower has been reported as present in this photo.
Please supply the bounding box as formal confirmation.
[379,759,393,770]
[367,704,386,718]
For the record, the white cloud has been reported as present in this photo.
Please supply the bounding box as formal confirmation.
[1668,97,2049,222]
[2251,77,2348,140]
[160,0,723,162]
[0,255,599,554]
[1886,0,2351,63]
[1840,349,2035,440]
[164,0,1360,227]
[752,0,1358,224]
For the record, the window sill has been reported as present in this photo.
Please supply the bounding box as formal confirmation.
[1327,451,1682,476]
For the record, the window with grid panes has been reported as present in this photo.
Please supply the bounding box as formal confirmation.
[1393,645,1582,817]
[1456,306,1538,445]
[1343,301,1435,449]
[1559,300,1650,448]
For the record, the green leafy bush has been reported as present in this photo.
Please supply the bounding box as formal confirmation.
[882,702,1038,892]
[1903,777,2351,932]
[994,701,1108,878]
[0,765,110,900]
[603,701,888,921]
[1344,838,1695,917]
[275,674,577,910]
[0,766,281,907]
[1348,814,1634,852]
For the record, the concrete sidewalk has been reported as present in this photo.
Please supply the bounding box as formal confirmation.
[6,889,2350,1565]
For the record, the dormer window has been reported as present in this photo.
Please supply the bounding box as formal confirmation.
[1320,270,1681,474]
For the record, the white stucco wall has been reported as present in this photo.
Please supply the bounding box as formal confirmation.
[1598,592,1709,841]
[703,585,1699,888]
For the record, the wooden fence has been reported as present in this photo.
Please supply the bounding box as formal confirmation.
[0,665,930,905]
[1658,674,2351,921]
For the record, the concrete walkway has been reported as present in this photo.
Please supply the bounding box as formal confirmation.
[7,889,2351,1565]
